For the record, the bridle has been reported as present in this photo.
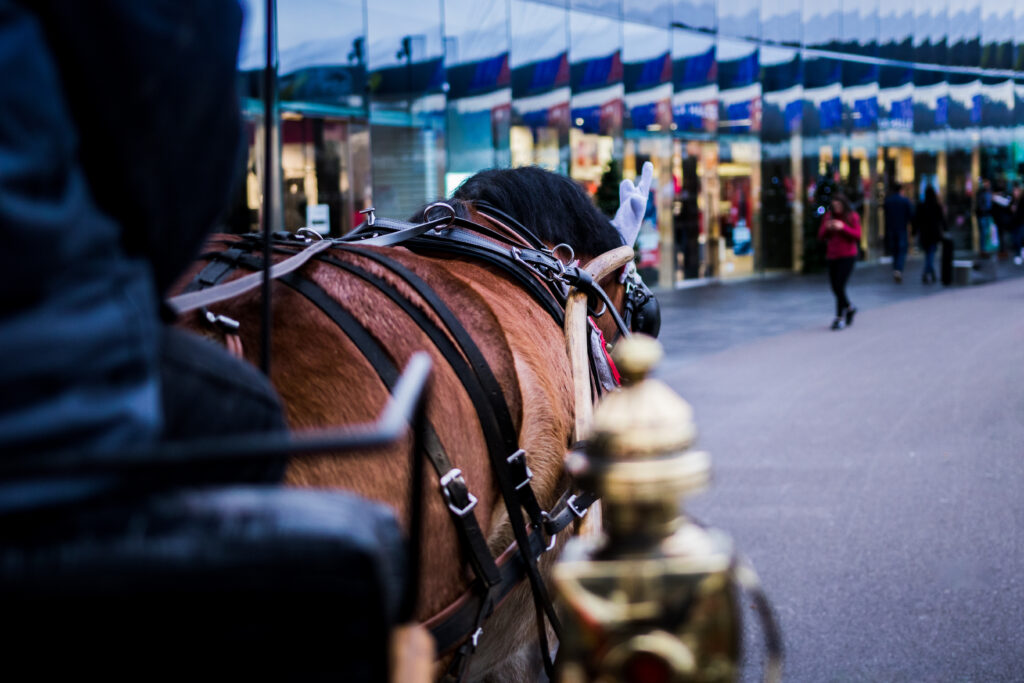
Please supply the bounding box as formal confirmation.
[619,261,661,340]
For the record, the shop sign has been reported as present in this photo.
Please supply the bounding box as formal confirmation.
[306,204,330,234]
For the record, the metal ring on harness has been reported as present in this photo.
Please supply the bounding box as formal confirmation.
[296,227,325,241]
[423,201,457,231]
[551,243,575,266]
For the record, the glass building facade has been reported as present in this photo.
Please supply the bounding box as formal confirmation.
[234,0,1024,284]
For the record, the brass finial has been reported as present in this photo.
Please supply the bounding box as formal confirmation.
[611,334,663,384]
[591,335,697,462]
[553,337,749,683]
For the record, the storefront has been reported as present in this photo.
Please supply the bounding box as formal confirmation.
[622,14,673,287]
[670,28,717,282]
[509,0,569,173]
[233,0,1023,285]
[715,36,761,278]
[568,7,623,195]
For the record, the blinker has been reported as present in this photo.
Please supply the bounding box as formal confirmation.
[623,264,660,338]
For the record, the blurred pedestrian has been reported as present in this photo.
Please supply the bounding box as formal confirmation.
[818,194,862,330]
[1011,183,1024,265]
[976,179,997,254]
[914,186,946,284]
[884,183,913,283]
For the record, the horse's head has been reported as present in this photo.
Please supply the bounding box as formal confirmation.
[445,166,660,344]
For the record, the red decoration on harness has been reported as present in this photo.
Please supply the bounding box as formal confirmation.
[588,316,621,389]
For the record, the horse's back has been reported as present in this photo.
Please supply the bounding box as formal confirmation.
[175,238,575,622]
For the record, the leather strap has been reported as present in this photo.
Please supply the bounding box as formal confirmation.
[277,271,503,596]
[332,247,548,530]
[329,247,561,676]
[167,240,333,314]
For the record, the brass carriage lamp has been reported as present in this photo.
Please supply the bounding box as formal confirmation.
[555,335,778,683]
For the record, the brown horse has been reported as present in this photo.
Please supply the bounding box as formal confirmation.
[176,166,653,681]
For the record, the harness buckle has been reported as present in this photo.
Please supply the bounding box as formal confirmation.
[358,207,377,226]
[204,310,241,333]
[471,627,483,649]
[506,449,533,491]
[567,493,588,519]
[439,468,479,517]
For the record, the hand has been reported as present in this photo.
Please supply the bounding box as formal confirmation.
[611,161,654,248]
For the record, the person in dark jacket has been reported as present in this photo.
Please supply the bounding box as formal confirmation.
[913,186,946,284]
[1012,183,1024,265]
[0,1,284,509]
[976,179,996,254]
[818,194,862,330]
[883,183,914,283]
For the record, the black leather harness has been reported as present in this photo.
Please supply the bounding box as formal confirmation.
[176,211,624,680]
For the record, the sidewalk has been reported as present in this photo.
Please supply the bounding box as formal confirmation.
[654,255,1024,363]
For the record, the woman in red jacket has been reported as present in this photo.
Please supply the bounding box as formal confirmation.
[818,194,862,330]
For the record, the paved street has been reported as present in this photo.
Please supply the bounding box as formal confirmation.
[652,262,1024,681]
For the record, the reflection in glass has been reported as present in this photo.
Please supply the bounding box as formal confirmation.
[444,0,511,190]
[760,0,800,46]
[277,0,366,114]
[624,0,670,27]
[569,8,623,190]
[761,45,801,271]
[671,31,717,135]
[671,25,718,282]
[717,36,761,277]
[510,0,570,172]
[716,0,758,41]
[227,0,268,235]
[367,0,446,217]
[979,0,1015,195]
[623,18,674,286]
[672,0,716,33]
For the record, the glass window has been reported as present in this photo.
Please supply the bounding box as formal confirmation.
[568,8,622,188]
[877,0,914,150]
[623,19,674,287]
[444,0,511,188]
[802,0,840,50]
[717,37,760,137]
[623,22,673,134]
[272,0,369,235]
[624,0,670,27]
[226,0,268,236]
[571,0,619,19]
[671,30,717,135]
[949,0,982,68]
[510,0,571,172]
[761,0,800,46]
[278,0,366,115]
[672,0,716,33]
[715,0,758,41]
[367,0,446,217]
[716,37,761,277]
[839,0,878,56]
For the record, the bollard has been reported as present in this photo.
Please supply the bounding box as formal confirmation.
[554,335,781,683]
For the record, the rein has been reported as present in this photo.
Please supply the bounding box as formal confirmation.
[168,212,626,680]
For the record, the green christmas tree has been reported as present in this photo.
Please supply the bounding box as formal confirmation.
[596,159,622,218]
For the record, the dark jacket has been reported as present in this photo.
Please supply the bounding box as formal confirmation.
[914,201,946,249]
[0,1,243,456]
[884,194,914,243]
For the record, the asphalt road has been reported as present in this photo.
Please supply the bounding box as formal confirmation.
[654,274,1024,681]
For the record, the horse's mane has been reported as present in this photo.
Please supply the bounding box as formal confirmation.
[411,166,625,257]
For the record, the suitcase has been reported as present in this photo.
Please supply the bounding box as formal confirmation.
[941,236,954,286]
